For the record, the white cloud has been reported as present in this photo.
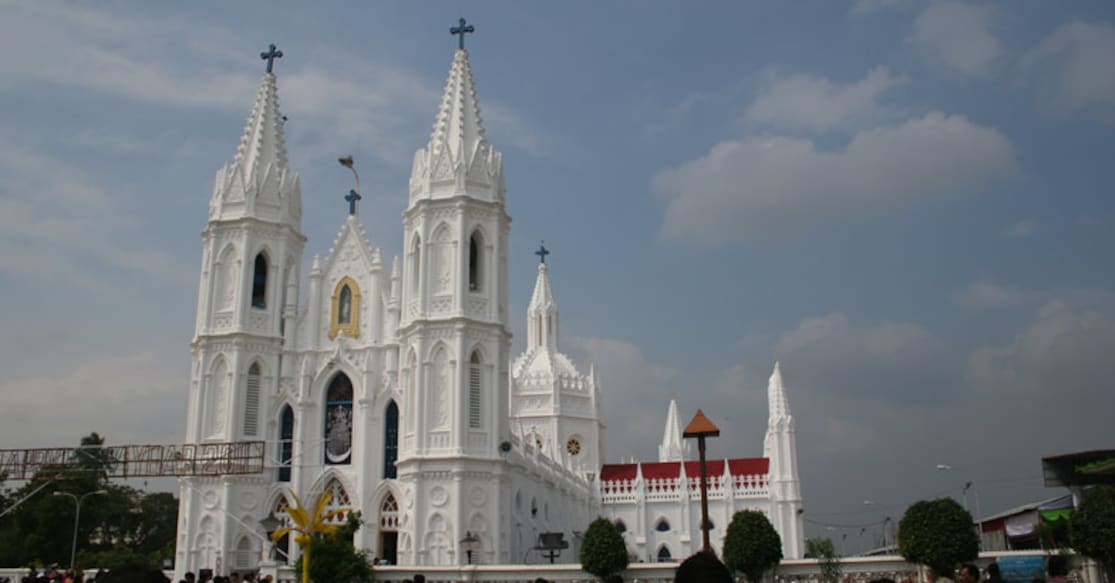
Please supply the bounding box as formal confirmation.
[954,281,1034,308]
[655,112,1017,243]
[1020,21,1115,122]
[968,291,1115,398]
[0,350,187,449]
[0,140,193,293]
[744,67,903,133]
[909,2,1003,76]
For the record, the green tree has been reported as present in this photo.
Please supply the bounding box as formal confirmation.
[580,517,629,581]
[805,537,842,583]
[293,512,374,583]
[1069,485,1115,582]
[898,498,978,578]
[723,510,783,583]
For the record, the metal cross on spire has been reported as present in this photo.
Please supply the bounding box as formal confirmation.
[535,241,550,264]
[344,190,362,216]
[450,17,475,50]
[260,43,283,74]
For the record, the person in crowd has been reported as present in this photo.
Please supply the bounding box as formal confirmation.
[985,562,1004,583]
[675,551,732,583]
[959,564,981,583]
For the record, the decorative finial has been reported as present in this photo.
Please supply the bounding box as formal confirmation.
[535,241,550,264]
[339,155,362,216]
[450,17,475,50]
[260,43,283,74]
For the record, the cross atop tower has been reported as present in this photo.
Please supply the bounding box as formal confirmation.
[260,43,283,74]
[450,18,475,50]
[535,241,550,264]
[344,189,362,216]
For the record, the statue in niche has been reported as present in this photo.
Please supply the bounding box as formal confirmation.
[325,405,352,463]
[338,284,352,324]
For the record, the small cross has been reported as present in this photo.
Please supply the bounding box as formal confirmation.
[345,189,362,216]
[535,241,550,264]
[450,18,475,50]
[260,43,283,74]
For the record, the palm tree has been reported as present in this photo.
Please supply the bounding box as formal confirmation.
[271,488,348,583]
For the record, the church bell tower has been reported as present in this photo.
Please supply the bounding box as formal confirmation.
[177,45,305,576]
[395,24,514,564]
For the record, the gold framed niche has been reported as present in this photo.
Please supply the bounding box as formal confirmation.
[329,276,361,340]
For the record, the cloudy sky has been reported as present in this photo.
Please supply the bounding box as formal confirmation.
[2,1,1113,552]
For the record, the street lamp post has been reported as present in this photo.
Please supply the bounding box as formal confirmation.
[936,464,983,550]
[53,490,107,569]
[683,409,721,554]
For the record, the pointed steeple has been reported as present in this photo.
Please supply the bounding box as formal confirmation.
[768,361,792,426]
[210,67,300,227]
[527,260,559,351]
[658,399,686,462]
[234,71,289,181]
[429,49,487,163]
[409,48,503,204]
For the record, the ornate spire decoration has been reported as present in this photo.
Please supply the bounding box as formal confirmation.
[658,399,686,462]
[209,44,299,226]
[527,251,559,351]
[535,241,550,264]
[768,361,792,425]
[231,56,289,185]
[408,27,503,204]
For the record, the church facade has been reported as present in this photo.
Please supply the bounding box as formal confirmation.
[174,39,801,577]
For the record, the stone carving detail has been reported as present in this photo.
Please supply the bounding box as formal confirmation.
[430,485,448,507]
[207,359,229,438]
[249,311,269,331]
[212,313,233,331]
[431,348,450,429]
[431,297,452,315]
[467,297,487,316]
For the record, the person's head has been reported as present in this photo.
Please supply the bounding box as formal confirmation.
[987,562,1001,580]
[676,551,732,583]
[184,574,195,583]
[959,564,980,583]
[868,578,897,583]
[413,576,425,583]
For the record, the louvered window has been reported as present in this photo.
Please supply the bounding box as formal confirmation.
[469,352,481,429]
[244,363,261,436]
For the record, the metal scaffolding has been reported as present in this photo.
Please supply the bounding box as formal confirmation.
[0,441,266,480]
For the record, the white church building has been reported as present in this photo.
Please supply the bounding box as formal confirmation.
[174,34,802,577]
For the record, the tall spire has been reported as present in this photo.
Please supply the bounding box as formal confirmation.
[527,260,559,351]
[409,41,503,204]
[210,48,300,227]
[768,361,792,426]
[232,71,289,183]
[658,398,687,462]
[428,48,488,165]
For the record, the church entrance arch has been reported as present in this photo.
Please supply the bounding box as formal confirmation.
[378,493,399,564]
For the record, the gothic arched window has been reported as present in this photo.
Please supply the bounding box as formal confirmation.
[657,545,672,562]
[278,405,293,482]
[339,285,352,323]
[655,518,671,532]
[324,374,354,465]
[615,519,627,534]
[243,363,261,437]
[468,351,482,429]
[384,400,398,479]
[468,231,482,292]
[251,252,268,309]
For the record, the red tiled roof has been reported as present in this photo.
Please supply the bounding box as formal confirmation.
[599,457,768,482]
[600,464,638,482]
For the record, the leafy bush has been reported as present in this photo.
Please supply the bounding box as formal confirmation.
[898,498,978,576]
[805,537,841,583]
[580,517,629,581]
[1069,485,1115,580]
[723,510,783,582]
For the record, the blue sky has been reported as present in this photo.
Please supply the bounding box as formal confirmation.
[2,1,1114,552]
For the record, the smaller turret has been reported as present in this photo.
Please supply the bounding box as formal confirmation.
[658,399,689,462]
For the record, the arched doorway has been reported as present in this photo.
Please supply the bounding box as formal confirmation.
[378,493,399,564]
